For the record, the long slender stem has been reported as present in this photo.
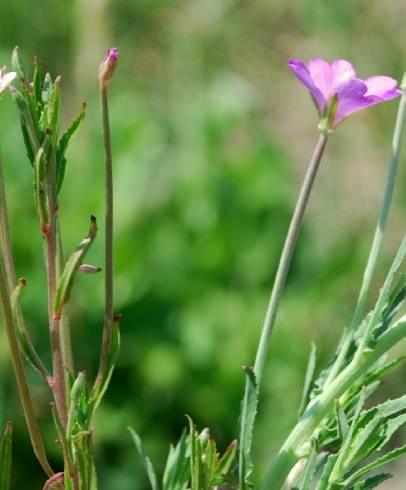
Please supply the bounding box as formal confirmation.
[324,88,406,386]
[238,134,328,488]
[45,150,68,427]
[0,256,53,477]
[95,83,114,386]
[0,147,49,381]
[254,133,328,383]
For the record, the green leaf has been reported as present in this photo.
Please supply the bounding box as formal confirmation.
[33,137,51,229]
[0,422,12,490]
[56,102,86,194]
[162,430,189,490]
[10,278,48,377]
[11,46,28,81]
[345,445,406,485]
[296,444,317,490]
[33,58,43,106]
[89,314,121,414]
[353,473,392,489]
[188,416,201,490]
[239,366,259,489]
[54,216,97,316]
[128,427,159,490]
[329,388,366,484]
[362,356,404,388]
[215,439,237,478]
[335,401,349,443]
[315,454,337,490]
[298,343,317,417]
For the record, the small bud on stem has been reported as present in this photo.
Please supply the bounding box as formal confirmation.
[98,48,119,86]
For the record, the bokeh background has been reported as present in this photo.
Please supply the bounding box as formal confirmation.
[0,0,405,488]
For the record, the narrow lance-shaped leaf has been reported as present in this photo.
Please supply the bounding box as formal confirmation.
[162,430,189,490]
[329,387,366,484]
[54,216,97,317]
[0,422,12,490]
[11,46,28,81]
[297,443,317,490]
[353,473,392,490]
[89,314,121,414]
[345,444,406,486]
[128,427,159,490]
[33,58,43,107]
[56,102,86,194]
[239,366,258,490]
[187,416,201,490]
[335,400,349,443]
[10,278,49,378]
[215,439,237,478]
[298,343,317,417]
[34,136,51,230]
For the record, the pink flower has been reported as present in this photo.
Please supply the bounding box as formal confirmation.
[0,66,16,95]
[288,58,401,127]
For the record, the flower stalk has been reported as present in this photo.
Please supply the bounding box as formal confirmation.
[254,133,328,383]
[94,49,118,393]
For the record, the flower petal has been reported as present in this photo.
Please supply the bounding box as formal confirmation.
[334,76,400,125]
[0,71,16,94]
[330,60,356,89]
[364,76,400,98]
[335,78,371,124]
[288,59,326,112]
[307,58,332,100]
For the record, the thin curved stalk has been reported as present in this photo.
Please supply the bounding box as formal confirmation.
[0,257,53,477]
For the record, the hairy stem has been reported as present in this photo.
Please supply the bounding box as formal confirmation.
[95,83,114,387]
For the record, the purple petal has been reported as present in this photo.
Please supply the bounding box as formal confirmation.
[335,78,372,124]
[307,58,332,100]
[330,60,356,89]
[334,77,400,125]
[288,59,326,112]
[364,76,401,99]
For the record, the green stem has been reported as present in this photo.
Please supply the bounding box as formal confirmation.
[95,83,114,388]
[254,133,328,383]
[0,257,53,477]
[324,87,406,386]
[238,134,328,488]
[56,220,75,377]
[260,318,406,489]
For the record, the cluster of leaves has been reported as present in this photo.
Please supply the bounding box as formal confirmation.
[289,240,406,488]
[129,418,237,490]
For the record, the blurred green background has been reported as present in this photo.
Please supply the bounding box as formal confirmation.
[0,0,405,488]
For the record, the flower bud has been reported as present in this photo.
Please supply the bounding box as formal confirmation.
[98,48,119,86]
[79,264,102,274]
